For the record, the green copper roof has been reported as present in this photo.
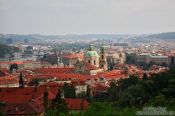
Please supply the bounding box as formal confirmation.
[85,51,99,57]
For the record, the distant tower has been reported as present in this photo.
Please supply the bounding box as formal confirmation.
[99,44,108,71]
[19,72,24,88]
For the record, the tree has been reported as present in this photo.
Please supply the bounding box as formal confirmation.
[0,102,5,116]
[84,102,136,116]
[50,89,68,115]
[148,94,167,106]
[108,63,115,71]
[85,85,93,102]
[142,73,148,80]
[125,53,136,64]
[63,83,76,98]
[108,82,118,101]
[9,63,18,72]
[43,90,49,116]
[28,78,41,86]
[118,75,139,91]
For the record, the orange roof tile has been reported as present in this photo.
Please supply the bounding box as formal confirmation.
[65,98,89,110]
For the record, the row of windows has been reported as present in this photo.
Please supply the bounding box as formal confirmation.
[88,60,104,68]
[88,60,96,65]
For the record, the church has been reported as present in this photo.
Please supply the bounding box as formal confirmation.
[84,44,108,71]
[69,44,125,75]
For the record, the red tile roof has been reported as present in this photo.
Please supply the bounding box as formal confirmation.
[34,67,74,74]
[63,53,84,60]
[65,98,89,110]
[97,70,127,79]
[0,95,32,104]
[0,86,59,115]
[0,75,18,85]
[0,87,58,100]
[37,73,87,81]
[1,102,44,115]
[0,70,7,77]
[91,83,109,92]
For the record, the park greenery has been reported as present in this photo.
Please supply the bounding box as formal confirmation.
[0,44,20,58]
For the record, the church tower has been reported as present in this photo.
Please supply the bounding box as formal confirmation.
[99,44,108,71]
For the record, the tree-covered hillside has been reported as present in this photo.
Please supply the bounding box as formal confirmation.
[149,32,175,40]
[0,44,19,58]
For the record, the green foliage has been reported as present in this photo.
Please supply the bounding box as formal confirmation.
[50,90,68,116]
[126,53,136,64]
[0,44,12,58]
[84,102,136,116]
[84,102,115,116]
[0,102,5,116]
[147,94,167,106]
[107,82,118,101]
[94,92,108,102]
[0,112,5,116]
[0,44,20,58]
[85,85,92,102]
[9,63,18,72]
[107,67,175,108]
[28,78,42,86]
[48,110,67,116]
[24,50,33,54]
[63,83,76,98]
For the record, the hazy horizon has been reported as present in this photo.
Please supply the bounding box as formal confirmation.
[0,0,175,35]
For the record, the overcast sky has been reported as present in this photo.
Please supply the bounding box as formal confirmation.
[0,0,175,35]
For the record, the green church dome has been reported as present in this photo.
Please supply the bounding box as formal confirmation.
[85,51,99,57]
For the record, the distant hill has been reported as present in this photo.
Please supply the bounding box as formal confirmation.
[148,32,175,40]
[0,34,129,44]
[0,32,175,44]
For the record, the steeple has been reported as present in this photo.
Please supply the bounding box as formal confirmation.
[99,43,108,71]
[19,72,24,88]
[88,44,94,51]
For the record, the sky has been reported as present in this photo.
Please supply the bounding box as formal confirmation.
[0,0,175,35]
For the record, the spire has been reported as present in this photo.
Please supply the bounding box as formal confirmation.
[100,43,105,54]
[19,72,24,88]
[88,44,94,51]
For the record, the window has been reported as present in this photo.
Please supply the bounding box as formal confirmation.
[102,55,104,59]
[88,60,91,64]
[94,60,96,65]
[101,64,104,67]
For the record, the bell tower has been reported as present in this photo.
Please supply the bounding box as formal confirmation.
[99,44,108,71]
